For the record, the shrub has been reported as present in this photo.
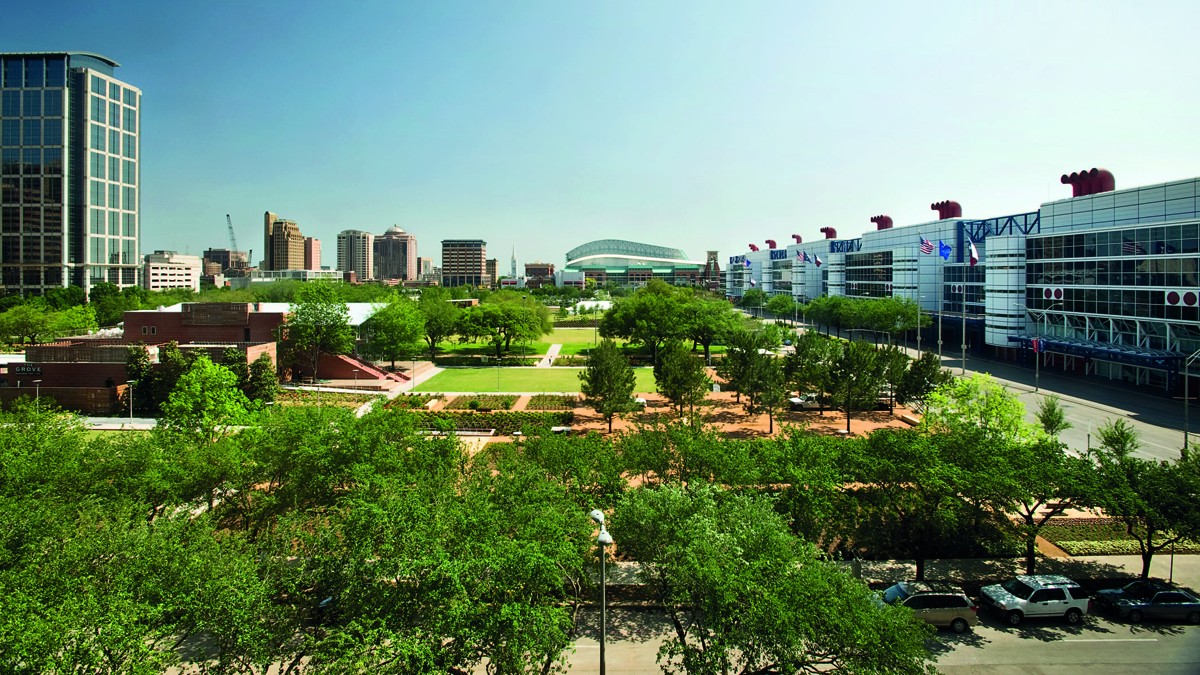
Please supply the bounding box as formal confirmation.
[445,395,518,411]
[400,410,574,434]
[383,393,439,410]
[526,394,577,410]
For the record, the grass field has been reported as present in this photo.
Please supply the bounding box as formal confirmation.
[415,366,658,393]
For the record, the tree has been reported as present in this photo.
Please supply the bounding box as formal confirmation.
[418,287,462,359]
[878,345,910,413]
[1093,420,1200,578]
[43,284,86,310]
[160,355,254,444]
[765,293,797,322]
[1036,395,1073,438]
[784,331,837,413]
[245,353,280,404]
[0,302,53,344]
[362,294,425,368]
[618,483,934,674]
[681,295,741,363]
[599,279,686,364]
[279,283,354,380]
[1006,437,1097,574]
[578,339,638,433]
[654,339,711,421]
[741,349,788,434]
[895,351,951,411]
[829,340,885,433]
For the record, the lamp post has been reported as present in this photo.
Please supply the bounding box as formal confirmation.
[589,509,613,675]
[1029,303,1063,393]
[1184,348,1200,451]
[33,379,42,410]
[126,380,136,420]
[352,368,359,389]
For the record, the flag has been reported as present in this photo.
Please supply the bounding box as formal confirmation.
[1031,337,1040,354]
[802,251,812,263]
[796,250,803,260]
[967,235,979,267]
[920,237,934,254]
[938,241,951,261]
[749,278,757,287]
[1122,240,1146,254]
[743,258,752,268]
[814,254,823,267]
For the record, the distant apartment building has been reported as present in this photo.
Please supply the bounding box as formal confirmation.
[337,229,374,280]
[524,261,555,289]
[263,211,304,270]
[374,225,417,280]
[441,239,487,287]
[203,247,247,272]
[143,250,201,292]
[1,52,142,296]
[304,236,321,270]
[485,258,498,287]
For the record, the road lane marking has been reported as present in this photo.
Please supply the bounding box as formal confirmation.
[1065,634,1156,638]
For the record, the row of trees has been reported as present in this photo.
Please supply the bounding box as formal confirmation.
[125,342,278,416]
[599,279,750,363]
[5,363,1197,672]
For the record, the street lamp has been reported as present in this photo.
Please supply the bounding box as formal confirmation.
[33,379,42,410]
[352,368,360,389]
[589,508,613,675]
[1184,348,1200,451]
[1029,303,1063,393]
[126,380,136,420]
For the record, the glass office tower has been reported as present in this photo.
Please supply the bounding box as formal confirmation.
[0,52,140,296]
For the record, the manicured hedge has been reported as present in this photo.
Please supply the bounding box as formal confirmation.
[384,394,440,410]
[433,356,540,367]
[402,410,574,434]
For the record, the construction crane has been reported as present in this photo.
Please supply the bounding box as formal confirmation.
[225,214,250,268]
[226,214,239,253]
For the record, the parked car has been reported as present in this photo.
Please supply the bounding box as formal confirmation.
[882,580,979,633]
[1094,580,1200,624]
[788,395,821,411]
[979,575,1090,626]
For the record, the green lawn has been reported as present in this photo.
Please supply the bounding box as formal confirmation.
[415,367,658,393]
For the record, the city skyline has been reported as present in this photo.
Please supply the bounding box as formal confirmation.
[5,2,1200,270]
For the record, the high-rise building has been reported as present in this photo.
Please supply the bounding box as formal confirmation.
[374,225,417,280]
[1,52,142,296]
[263,211,304,270]
[440,239,487,287]
[143,250,201,292]
[304,236,321,270]
[510,246,517,279]
[337,229,374,280]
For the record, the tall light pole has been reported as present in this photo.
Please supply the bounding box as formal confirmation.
[126,380,136,420]
[33,379,42,411]
[1029,303,1063,393]
[1185,348,1200,451]
[352,368,359,389]
[589,509,613,675]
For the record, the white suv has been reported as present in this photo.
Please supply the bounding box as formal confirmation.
[979,575,1091,626]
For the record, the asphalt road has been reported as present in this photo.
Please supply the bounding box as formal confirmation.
[555,606,1200,675]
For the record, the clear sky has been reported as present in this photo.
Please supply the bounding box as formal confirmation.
[5,1,1200,270]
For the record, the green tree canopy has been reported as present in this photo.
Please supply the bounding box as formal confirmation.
[279,283,354,380]
[362,294,425,367]
[654,339,711,421]
[579,338,638,433]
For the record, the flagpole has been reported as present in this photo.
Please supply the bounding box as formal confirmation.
[916,247,922,359]
[961,283,967,376]
[938,255,943,362]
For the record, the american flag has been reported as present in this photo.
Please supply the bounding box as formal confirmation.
[1122,240,1146,254]
[920,237,934,254]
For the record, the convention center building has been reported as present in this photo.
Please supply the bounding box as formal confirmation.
[727,170,1199,396]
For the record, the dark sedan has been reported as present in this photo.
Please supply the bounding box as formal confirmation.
[1094,580,1200,624]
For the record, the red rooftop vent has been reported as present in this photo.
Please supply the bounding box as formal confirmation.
[1061,168,1115,197]
[870,215,894,230]
[765,239,777,249]
[748,243,759,252]
[791,234,803,244]
[819,227,837,239]
[930,201,962,220]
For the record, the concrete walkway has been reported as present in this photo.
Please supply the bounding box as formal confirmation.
[538,344,562,367]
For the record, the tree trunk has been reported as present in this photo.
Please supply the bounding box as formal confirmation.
[1140,549,1154,579]
[1024,532,1038,575]
[608,413,613,434]
[915,557,926,581]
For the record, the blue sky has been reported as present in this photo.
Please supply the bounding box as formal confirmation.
[6,1,1200,269]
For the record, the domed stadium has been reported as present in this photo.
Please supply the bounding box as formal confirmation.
[563,239,703,286]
